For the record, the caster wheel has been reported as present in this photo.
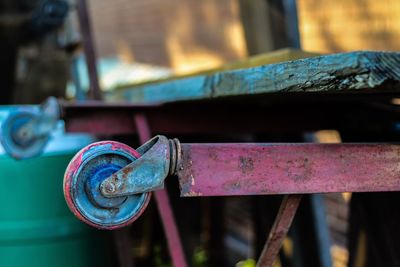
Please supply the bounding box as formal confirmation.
[1,109,48,159]
[63,141,151,229]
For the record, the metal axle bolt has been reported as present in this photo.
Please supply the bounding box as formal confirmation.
[103,182,116,194]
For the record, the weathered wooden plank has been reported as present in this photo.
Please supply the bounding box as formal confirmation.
[111,51,400,104]
[113,49,317,89]
[109,49,317,101]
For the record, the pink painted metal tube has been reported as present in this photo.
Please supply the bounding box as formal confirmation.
[177,143,400,197]
[257,195,302,267]
[134,114,188,267]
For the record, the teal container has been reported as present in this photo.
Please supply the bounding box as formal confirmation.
[0,108,105,267]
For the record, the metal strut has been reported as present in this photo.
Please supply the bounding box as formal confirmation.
[133,115,188,267]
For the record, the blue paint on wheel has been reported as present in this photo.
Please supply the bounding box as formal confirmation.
[65,141,151,229]
[1,109,49,159]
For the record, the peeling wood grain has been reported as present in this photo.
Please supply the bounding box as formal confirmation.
[114,51,400,104]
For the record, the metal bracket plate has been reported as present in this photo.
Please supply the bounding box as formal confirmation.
[100,135,176,197]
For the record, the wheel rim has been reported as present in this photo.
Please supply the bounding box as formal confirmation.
[1,109,49,159]
[64,141,151,229]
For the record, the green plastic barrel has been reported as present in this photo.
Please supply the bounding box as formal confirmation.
[0,108,106,267]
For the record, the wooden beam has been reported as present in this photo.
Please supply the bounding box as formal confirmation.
[111,51,400,104]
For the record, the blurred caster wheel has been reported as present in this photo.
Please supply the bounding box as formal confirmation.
[63,141,151,229]
[1,109,48,159]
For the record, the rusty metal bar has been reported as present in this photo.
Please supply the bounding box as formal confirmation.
[257,195,302,267]
[60,97,400,137]
[134,114,188,267]
[177,143,400,196]
[76,0,102,100]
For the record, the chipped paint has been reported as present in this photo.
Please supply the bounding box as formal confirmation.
[182,191,203,197]
[239,156,254,174]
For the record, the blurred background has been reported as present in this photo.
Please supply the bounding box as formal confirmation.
[2,0,400,103]
[0,0,400,267]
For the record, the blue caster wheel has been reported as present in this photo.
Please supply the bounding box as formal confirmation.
[63,141,151,229]
[1,109,49,159]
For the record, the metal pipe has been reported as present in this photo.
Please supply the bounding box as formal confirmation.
[134,115,188,267]
[75,0,101,100]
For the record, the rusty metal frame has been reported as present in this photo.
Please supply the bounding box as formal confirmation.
[59,99,400,266]
[176,142,400,196]
[103,140,400,197]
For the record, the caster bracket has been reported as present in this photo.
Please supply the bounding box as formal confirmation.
[100,135,179,197]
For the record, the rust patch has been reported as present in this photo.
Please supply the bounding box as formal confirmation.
[222,179,243,192]
[208,147,219,161]
[239,156,254,174]
[286,158,312,181]
[177,145,196,196]
[120,165,133,179]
